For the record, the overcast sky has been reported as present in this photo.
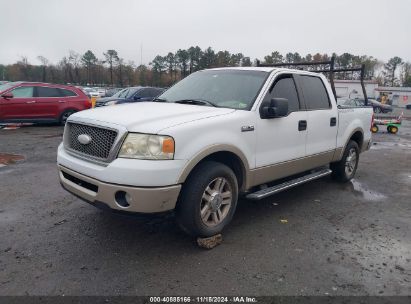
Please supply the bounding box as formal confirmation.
[1,0,410,65]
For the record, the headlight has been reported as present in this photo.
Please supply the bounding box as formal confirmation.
[118,133,174,160]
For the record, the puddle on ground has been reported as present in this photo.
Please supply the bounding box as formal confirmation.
[371,141,411,151]
[349,179,387,201]
[0,153,25,166]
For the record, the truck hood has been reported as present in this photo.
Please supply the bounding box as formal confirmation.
[69,102,236,133]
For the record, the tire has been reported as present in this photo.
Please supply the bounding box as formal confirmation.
[176,161,238,237]
[387,126,392,133]
[59,110,76,125]
[371,125,379,133]
[390,126,398,134]
[330,140,360,182]
[374,107,382,114]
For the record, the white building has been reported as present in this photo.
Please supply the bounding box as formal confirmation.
[334,80,379,99]
[333,80,411,108]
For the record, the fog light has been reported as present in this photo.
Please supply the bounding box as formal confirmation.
[115,191,131,208]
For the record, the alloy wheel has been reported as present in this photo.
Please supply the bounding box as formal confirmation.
[345,148,357,176]
[200,177,232,227]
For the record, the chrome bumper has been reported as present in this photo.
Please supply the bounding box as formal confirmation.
[58,165,181,213]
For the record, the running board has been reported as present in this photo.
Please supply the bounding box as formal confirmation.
[246,168,332,200]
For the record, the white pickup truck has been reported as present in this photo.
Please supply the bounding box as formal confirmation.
[57,67,373,237]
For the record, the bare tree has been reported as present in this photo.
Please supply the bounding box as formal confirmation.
[37,56,49,82]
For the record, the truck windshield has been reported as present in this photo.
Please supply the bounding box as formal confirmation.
[157,69,268,110]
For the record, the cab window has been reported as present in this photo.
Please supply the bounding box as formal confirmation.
[263,75,300,113]
[300,76,331,110]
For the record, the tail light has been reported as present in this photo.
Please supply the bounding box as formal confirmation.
[85,98,92,108]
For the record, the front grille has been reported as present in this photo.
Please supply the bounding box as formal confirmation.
[66,122,118,160]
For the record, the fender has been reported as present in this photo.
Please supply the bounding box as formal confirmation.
[176,144,251,190]
[332,127,364,162]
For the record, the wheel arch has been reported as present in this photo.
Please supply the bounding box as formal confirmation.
[177,145,250,192]
[333,128,364,161]
[59,108,78,118]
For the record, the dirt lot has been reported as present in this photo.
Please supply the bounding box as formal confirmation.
[0,115,410,296]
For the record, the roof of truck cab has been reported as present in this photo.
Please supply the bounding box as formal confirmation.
[209,66,277,73]
[207,67,326,77]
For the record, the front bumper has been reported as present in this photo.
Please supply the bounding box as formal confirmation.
[57,143,187,187]
[59,165,181,213]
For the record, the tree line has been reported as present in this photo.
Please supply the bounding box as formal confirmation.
[0,47,410,88]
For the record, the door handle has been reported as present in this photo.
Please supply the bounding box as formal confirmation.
[58,100,66,103]
[26,101,36,104]
[298,120,307,131]
[330,117,337,127]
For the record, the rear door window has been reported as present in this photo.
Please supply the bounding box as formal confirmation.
[11,86,34,98]
[36,87,61,97]
[300,76,331,110]
[59,88,77,97]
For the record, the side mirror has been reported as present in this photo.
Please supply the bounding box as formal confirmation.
[1,92,13,99]
[133,96,141,101]
[260,98,288,119]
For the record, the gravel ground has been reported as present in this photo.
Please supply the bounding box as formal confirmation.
[0,116,410,296]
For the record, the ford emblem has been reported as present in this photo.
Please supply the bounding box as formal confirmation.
[77,134,92,145]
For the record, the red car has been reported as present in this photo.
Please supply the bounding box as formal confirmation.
[0,82,92,125]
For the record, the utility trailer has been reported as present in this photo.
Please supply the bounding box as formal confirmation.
[371,113,403,134]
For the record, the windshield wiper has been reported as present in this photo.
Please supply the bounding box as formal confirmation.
[174,99,218,107]
[152,98,168,102]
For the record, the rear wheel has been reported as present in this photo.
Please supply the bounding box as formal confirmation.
[389,126,398,134]
[59,110,76,125]
[176,161,238,237]
[331,140,359,182]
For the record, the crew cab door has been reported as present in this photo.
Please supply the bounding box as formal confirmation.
[254,73,308,184]
[296,75,338,160]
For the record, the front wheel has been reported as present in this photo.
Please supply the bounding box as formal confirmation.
[330,140,360,182]
[176,161,238,237]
